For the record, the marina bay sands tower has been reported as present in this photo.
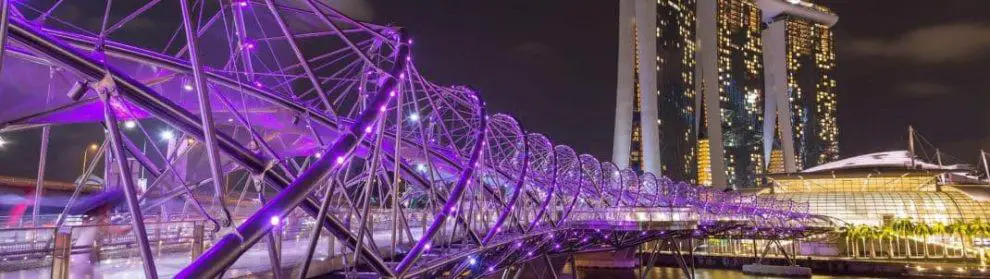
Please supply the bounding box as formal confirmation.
[613,0,838,189]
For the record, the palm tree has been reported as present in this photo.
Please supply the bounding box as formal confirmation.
[881,225,896,259]
[857,225,870,259]
[931,222,948,258]
[892,218,915,258]
[950,219,971,259]
[841,224,856,258]
[971,219,989,265]
[915,222,933,258]
[868,226,880,259]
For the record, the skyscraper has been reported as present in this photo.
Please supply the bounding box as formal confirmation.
[657,0,699,183]
[700,0,767,188]
[760,0,839,172]
[614,0,837,189]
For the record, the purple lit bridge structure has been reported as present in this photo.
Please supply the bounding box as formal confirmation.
[0,1,833,278]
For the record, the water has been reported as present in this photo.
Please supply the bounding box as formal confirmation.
[576,267,885,279]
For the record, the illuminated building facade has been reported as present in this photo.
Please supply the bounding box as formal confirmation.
[709,0,766,188]
[615,0,837,189]
[760,0,838,172]
[657,0,699,182]
[764,151,990,226]
[783,15,839,168]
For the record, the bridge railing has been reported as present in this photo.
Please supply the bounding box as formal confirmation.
[565,207,698,228]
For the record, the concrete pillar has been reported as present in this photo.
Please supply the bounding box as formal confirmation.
[613,0,636,168]
[761,19,797,173]
[696,0,728,188]
[51,231,72,279]
[191,222,204,260]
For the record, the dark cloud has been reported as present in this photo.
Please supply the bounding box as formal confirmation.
[897,81,953,97]
[512,41,554,57]
[849,22,990,63]
[326,0,375,21]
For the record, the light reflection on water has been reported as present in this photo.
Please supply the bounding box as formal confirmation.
[576,267,884,279]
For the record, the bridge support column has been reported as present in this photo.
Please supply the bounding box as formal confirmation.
[191,222,204,260]
[743,239,811,277]
[51,230,72,279]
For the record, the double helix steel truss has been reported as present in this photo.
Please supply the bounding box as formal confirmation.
[0,1,831,278]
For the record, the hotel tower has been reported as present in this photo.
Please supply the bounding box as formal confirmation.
[613,0,838,189]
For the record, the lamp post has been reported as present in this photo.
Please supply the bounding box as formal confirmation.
[82,143,98,173]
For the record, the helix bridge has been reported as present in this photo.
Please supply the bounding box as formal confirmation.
[0,1,833,278]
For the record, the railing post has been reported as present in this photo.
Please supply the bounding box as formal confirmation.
[91,233,102,263]
[191,222,204,260]
[51,229,72,279]
[328,234,336,257]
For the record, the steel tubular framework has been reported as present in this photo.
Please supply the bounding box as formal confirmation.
[0,1,831,278]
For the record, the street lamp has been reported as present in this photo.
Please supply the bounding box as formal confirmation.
[82,143,99,173]
[160,130,175,141]
[123,120,137,129]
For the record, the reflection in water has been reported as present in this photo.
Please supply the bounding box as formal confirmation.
[576,267,883,279]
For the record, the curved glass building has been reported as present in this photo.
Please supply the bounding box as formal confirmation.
[764,151,990,226]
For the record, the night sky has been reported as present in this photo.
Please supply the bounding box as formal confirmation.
[2,1,990,181]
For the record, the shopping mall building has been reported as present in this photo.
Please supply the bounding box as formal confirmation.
[760,150,990,226]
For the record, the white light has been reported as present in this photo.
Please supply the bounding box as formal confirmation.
[408,113,420,122]
[416,164,427,173]
[336,156,345,165]
[0,137,6,147]
[786,0,801,4]
[314,152,322,158]
[270,216,280,226]
[160,130,175,140]
[468,257,477,265]
[183,84,194,91]
[123,120,137,129]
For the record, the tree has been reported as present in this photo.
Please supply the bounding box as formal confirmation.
[915,222,932,258]
[854,225,870,259]
[950,219,971,259]
[841,224,856,258]
[971,218,989,264]
[881,224,896,259]
[931,222,947,258]
[892,218,915,258]
[867,226,880,258]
